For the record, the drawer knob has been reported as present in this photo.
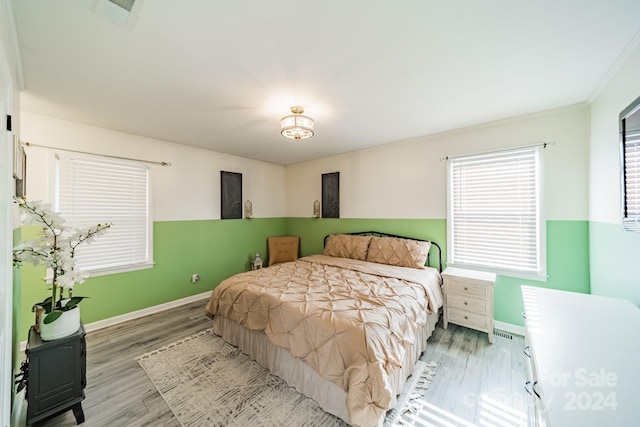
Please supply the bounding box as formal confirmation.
[464,316,468,320]
[464,287,468,291]
[464,302,468,305]
[522,345,531,358]
[524,381,532,395]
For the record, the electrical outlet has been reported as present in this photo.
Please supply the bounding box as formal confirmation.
[191,274,200,283]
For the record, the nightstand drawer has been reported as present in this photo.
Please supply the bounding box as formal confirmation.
[446,280,488,299]
[447,307,488,330]
[447,293,488,313]
[442,267,496,343]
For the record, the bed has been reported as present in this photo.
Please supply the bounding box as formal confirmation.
[205,231,444,427]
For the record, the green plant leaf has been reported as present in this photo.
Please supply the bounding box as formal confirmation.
[43,310,63,324]
[39,297,53,313]
[63,296,87,310]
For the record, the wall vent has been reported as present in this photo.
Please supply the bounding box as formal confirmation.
[493,330,513,340]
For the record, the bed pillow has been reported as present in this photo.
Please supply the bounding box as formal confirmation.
[366,236,431,269]
[323,234,372,261]
[268,236,300,266]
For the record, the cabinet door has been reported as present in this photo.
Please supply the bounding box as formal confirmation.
[27,339,83,420]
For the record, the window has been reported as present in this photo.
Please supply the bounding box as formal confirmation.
[56,153,152,275]
[621,95,640,232]
[447,146,545,279]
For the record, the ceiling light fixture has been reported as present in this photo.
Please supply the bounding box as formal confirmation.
[280,106,314,140]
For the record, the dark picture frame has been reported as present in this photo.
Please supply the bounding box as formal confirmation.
[13,135,23,180]
[221,171,242,219]
[322,172,340,218]
[14,137,26,197]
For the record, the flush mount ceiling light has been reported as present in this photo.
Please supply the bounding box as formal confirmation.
[280,106,315,140]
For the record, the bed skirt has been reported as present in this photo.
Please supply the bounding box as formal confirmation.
[212,311,438,426]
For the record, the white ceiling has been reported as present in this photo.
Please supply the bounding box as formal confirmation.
[11,0,640,165]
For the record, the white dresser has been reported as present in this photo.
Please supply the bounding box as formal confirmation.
[522,286,640,426]
[442,267,496,343]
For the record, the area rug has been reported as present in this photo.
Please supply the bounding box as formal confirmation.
[137,328,436,427]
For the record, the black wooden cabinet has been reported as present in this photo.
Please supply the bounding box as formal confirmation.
[25,325,86,426]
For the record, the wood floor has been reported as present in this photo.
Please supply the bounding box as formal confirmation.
[18,299,528,427]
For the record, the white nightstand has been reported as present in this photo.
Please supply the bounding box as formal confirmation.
[442,267,496,343]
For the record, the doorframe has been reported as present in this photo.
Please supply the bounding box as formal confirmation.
[0,30,15,427]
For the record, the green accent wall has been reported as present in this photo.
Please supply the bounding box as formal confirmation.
[17,218,286,339]
[288,218,590,327]
[286,218,447,269]
[16,217,591,339]
[495,220,590,326]
[589,221,640,306]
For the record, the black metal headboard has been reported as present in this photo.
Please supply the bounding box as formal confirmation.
[323,231,443,272]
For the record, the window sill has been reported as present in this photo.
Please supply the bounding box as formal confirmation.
[446,262,548,282]
[44,262,154,283]
[88,262,155,277]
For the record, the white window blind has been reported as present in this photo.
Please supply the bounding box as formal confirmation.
[622,129,640,231]
[448,146,543,276]
[56,154,150,272]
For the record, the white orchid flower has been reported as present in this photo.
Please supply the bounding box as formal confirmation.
[13,198,111,317]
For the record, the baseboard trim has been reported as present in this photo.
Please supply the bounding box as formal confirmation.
[494,320,525,337]
[20,291,212,351]
[83,291,212,333]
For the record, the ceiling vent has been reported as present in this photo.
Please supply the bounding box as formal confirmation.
[108,0,136,12]
[91,0,144,28]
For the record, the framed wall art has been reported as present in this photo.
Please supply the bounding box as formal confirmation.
[221,171,242,219]
[322,172,340,218]
[13,135,23,180]
[13,136,26,197]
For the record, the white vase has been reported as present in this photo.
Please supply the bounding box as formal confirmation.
[38,305,81,341]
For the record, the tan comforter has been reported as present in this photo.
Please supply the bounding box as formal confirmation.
[205,254,443,427]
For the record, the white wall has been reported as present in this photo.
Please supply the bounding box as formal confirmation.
[588,40,640,302]
[589,44,640,224]
[21,112,287,220]
[287,105,589,221]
